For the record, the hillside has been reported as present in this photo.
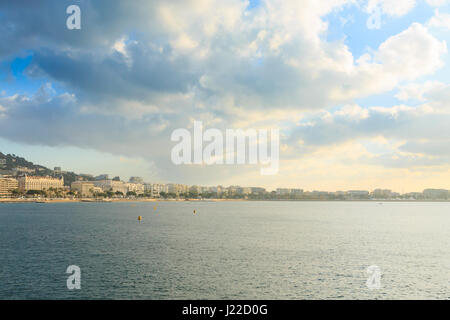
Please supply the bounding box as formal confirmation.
[0,152,86,186]
[0,152,47,171]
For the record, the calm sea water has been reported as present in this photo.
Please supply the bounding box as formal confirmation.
[0,201,449,299]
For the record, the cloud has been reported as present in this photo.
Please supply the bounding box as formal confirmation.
[395,81,446,101]
[426,0,450,7]
[0,0,449,188]
[428,9,450,29]
[4,1,442,118]
[374,23,447,80]
[288,100,450,168]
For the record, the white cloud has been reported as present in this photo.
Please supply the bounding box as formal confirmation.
[395,81,446,101]
[428,9,450,29]
[375,23,447,80]
[426,0,450,7]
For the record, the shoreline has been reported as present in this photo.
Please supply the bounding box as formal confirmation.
[0,198,449,203]
[0,198,246,203]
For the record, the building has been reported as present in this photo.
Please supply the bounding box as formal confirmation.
[71,181,96,197]
[0,177,18,198]
[0,159,6,168]
[291,189,304,195]
[189,185,202,194]
[144,183,168,197]
[239,187,252,195]
[346,190,370,199]
[54,167,62,174]
[311,191,330,197]
[249,187,266,195]
[93,179,128,195]
[276,188,291,195]
[18,175,64,192]
[405,192,422,200]
[126,183,145,195]
[144,183,152,193]
[371,189,393,199]
[167,183,189,195]
[423,189,449,200]
[207,186,223,195]
[12,167,36,175]
[0,169,14,176]
[227,186,240,195]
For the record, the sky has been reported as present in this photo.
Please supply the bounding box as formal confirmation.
[0,0,450,192]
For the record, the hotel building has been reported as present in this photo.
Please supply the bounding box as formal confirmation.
[18,175,64,192]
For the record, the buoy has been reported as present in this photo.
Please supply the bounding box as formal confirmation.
[193,210,196,214]
[154,206,157,211]
[138,216,142,222]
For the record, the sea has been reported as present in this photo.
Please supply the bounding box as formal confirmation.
[0,201,449,299]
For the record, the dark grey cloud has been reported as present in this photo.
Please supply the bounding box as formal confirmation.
[28,44,198,103]
[0,85,268,184]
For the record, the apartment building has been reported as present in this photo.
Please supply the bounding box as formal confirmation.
[0,177,18,197]
[93,179,128,194]
[126,183,145,195]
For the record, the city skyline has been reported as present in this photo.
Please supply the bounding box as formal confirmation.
[1,150,450,196]
[1,1,450,192]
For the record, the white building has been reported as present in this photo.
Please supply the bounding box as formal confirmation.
[145,183,168,197]
[93,179,128,195]
[71,181,102,197]
[18,175,64,192]
[126,183,145,195]
[276,188,291,195]
[167,183,189,195]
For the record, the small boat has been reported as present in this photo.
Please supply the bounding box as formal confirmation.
[35,200,47,204]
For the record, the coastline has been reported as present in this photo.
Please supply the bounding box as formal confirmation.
[0,198,449,203]
[0,198,246,203]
